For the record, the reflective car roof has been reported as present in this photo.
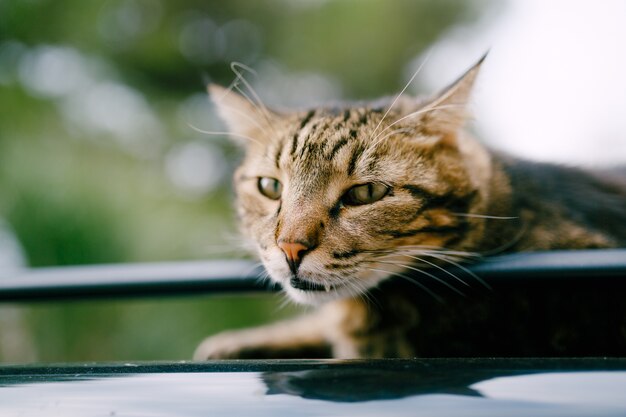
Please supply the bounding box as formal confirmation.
[2,358,626,416]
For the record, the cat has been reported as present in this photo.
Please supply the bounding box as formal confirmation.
[194,56,626,359]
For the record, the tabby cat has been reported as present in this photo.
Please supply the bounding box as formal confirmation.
[194,56,626,359]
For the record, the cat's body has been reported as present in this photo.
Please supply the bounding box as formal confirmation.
[194,58,626,360]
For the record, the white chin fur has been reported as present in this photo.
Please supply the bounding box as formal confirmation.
[278,272,389,306]
[262,252,394,305]
[283,285,348,305]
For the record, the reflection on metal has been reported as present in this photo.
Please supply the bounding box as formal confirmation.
[0,249,625,303]
[1,359,626,416]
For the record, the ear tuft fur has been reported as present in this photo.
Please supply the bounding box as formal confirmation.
[417,53,487,136]
[208,84,275,145]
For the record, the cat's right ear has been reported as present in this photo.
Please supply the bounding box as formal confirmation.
[416,53,486,140]
[208,84,276,145]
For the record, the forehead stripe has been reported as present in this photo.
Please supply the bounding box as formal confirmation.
[328,137,349,160]
[290,109,316,157]
[347,143,365,176]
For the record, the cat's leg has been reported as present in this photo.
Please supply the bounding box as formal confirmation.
[193,310,334,359]
[327,297,420,359]
[193,295,419,359]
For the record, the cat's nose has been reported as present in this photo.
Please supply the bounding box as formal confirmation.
[278,241,309,274]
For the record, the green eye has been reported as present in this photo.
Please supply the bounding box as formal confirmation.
[342,183,389,206]
[257,177,282,200]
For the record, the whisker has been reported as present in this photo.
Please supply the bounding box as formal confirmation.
[202,238,251,256]
[189,124,278,166]
[393,254,470,288]
[345,278,377,308]
[209,77,268,132]
[422,69,470,112]
[320,271,378,306]
[371,260,465,296]
[406,247,481,258]
[452,213,519,220]
[368,127,414,145]
[418,251,481,264]
[422,252,491,290]
[479,219,528,257]
[371,103,464,147]
[188,125,264,146]
[353,272,382,308]
[250,263,270,284]
[360,245,489,289]
[229,62,278,135]
[365,267,443,303]
[360,284,382,310]
[383,246,482,259]
[233,83,272,128]
[368,51,432,141]
[277,291,293,310]
[360,248,480,269]
[211,100,270,134]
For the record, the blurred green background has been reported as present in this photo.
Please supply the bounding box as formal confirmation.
[0,0,483,363]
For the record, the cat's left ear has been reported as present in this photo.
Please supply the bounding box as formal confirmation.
[418,53,486,137]
[208,84,278,145]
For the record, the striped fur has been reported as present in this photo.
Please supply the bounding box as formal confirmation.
[195,58,626,359]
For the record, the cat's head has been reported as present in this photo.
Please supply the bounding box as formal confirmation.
[211,57,492,304]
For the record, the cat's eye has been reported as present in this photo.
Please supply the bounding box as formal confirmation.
[257,177,282,200]
[342,183,389,206]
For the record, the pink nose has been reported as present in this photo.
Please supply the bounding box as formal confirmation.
[278,241,309,274]
[278,241,308,262]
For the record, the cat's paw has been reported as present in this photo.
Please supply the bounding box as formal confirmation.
[193,331,254,360]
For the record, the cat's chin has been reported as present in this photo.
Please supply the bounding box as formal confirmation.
[280,273,387,305]
[264,258,393,305]
[283,284,356,305]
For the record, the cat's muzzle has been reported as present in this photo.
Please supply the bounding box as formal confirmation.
[290,276,330,292]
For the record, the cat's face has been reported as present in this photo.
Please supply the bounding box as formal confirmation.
[212,58,491,304]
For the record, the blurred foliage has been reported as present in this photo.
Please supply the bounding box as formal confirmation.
[16,295,297,362]
[0,0,482,362]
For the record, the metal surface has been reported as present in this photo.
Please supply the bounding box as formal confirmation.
[2,253,626,415]
[1,359,626,416]
[1,249,625,302]
[0,260,270,302]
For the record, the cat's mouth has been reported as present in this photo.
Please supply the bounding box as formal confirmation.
[289,276,335,292]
